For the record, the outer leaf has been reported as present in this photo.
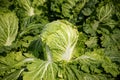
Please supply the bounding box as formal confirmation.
[2,69,24,80]
[75,49,119,77]
[0,52,34,77]
[85,37,98,48]
[28,38,44,58]
[0,12,18,47]
[23,59,58,80]
[100,28,120,67]
[0,0,14,9]
[40,20,78,61]
[82,8,92,16]
[97,3,113,22]
[82,74,108,80]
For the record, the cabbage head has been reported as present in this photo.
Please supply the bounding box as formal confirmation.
[41,20,78,62]
[0,12,18,47]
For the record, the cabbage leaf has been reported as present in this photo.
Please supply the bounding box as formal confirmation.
[23,59,58,80]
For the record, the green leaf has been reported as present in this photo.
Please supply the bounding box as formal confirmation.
[75,49,119,76]
[23,59,58,80]
[2,69,24,80]
[0,0,14,9]
[83,18,97,36]
[82,74,108,80]
[28,38,44,58]
[85,37,98,48]
[0,12,18,47]
[82,8,92,16]
[97,3,113,22]
[102,62,119,77]
[100,28,120,50]
[0,52,34,76]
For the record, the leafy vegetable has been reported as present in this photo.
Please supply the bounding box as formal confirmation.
[0,0,120,80]
[0,12,18,47]
[0,51,34,79]
[41,20,78,61]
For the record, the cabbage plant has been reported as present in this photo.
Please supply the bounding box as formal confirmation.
[0,12,18,47]
[23,20,119,80]
[40,20,78,61]
[0,0,120,80]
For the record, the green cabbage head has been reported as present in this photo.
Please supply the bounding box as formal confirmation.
[0,12,18,47]
[41,20,78,62]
